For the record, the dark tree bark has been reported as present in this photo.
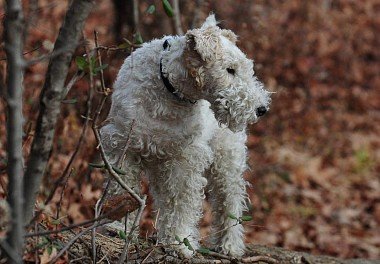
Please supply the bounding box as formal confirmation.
[112,0,135,42]
[23,0,95,224]
[3,0,25,263]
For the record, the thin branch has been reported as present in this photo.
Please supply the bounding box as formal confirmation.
[48,220,110,264]
[133,0,140,33]
[172,0,183,35]
[90,31,146,264]
[55,168,74,221]
[192,0,203,29]
[3,0,25,263]
[94,31,106,93]
[0,45,41,61]
[23,45,85,67]
[116,198,146,264]
[24,199,131,238]
[41,70,89,209]
[23,0,95,225]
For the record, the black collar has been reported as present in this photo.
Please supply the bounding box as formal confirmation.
[160,39,196,104]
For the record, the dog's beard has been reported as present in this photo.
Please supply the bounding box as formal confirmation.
[208,79,271,132]
[211,98,255,132]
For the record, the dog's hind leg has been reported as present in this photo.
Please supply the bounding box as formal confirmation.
[99,124,142,232]
[206,128,248,257]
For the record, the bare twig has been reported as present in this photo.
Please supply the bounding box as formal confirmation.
[24,46,85,67]
[94,31,106,93]
[55,168,74,221]
[172,0,184,35]
[133,0,140,33]
[23,0,95,225]
[92,32,146,263]
[0,45,41,61]
[241,256,278,263]
[48,220,110,264]
[116,199,146,264]
[191,0,204,29]
[24,199,130,238]
[41,70,89,210]
[3,0,25,262]
[117,119,135,168]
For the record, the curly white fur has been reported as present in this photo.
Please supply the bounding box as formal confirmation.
[100,14,271,257]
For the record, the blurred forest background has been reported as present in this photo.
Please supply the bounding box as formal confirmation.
[0,0,379,261]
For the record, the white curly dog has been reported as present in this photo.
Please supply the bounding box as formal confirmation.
[100,15,271,257]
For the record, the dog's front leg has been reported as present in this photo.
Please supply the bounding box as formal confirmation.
[147,144,213,257]
[206,128,248,257]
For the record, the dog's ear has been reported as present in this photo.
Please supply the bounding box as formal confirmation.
[221,29,237,44]
[185,28,220,63]
[201,14,218,29]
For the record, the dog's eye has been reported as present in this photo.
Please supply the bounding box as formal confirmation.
[227,68,235,75]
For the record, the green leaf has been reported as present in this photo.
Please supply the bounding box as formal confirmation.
[94,64,108,74]
[197,247,210,254]
[47,245,54,255]
[36,237,50,249]
[75,56,87,70]
[134,32,143,45]
[227,213,238,220]
[183,238,194,251]
[61,98,78,104]
[175,235,182,243]
[51,219,61,225]
[112,166,127,175]
[118,230,127,240]
[89,56,97,74]
[118,42,130,49]
[89,163,105,169]
[146,5,156,14]
[162,0,174,17]
[240,215,253,222]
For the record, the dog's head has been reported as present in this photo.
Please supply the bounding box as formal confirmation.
[184,14,271,132]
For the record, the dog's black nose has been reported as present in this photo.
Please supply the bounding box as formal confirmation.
[256,106,267,117]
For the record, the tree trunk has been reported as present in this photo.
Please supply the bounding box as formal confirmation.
[23,0,95,224]
[3,0,25,263]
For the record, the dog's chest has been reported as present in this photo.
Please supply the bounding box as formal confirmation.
[132,101,217,159]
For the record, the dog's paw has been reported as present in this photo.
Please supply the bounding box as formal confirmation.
[165,244,195,259]
[217,240,245,258]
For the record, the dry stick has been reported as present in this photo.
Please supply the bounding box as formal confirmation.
[23,47,82,67]
[172,0,184,35]
[23,0,95,225]
[241,256,278,263]
[48,220,111,264]
[94,31,106,93]
[42,70,86,206]
[118,119,136,168]
[62,70,86,99]
[92,90,146,264]
[133,0,140,33]
[24,199,130,238]
[191,0,203,28]
[85,37,99,264]
[55,168,74,222]
[3,0,25,263]
[90,30,146,264]
[0,45,41,61]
